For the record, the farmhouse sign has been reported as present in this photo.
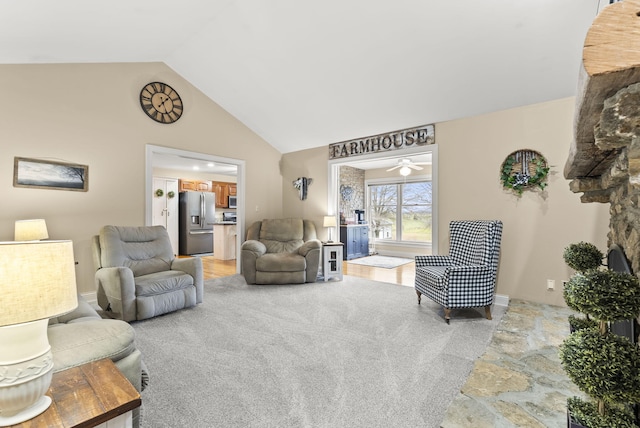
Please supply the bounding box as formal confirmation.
[329,124,434,160]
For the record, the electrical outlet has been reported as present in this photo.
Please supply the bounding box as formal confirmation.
[547,279,555,290]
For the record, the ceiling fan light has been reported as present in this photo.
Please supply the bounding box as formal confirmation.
[399,166,411,176]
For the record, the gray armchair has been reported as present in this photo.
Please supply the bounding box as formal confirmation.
[92,225,203,321]
[241,218,322,284]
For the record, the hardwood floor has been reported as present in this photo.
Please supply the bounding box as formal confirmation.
[200,257,237,279]
[197,256,416,287]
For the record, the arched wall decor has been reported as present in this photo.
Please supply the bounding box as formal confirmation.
[340,185,353,201]
[500,149,550,195]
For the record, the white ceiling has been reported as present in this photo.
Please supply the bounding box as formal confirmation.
[1,0,602,155]
[152,152,238,176]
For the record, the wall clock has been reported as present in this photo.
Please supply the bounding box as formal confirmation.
[139,82,183,124]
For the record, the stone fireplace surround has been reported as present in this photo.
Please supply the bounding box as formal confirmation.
[566,82,640,277]
[564,0,640,277]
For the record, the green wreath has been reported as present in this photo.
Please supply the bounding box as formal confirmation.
[167,191,175,199]
[500,151,550,195]
[155,188,164,197]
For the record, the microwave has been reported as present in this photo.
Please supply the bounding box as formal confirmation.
[228,195,237,208]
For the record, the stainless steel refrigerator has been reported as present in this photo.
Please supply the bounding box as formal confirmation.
[179,191,215,255]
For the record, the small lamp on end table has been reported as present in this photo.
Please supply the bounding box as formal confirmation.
[323,215,337,243]
[14,219,49,241]
[0,240,78,427]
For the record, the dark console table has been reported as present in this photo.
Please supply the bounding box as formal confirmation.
[340,224,369,260]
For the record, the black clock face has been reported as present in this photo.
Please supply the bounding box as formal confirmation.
[140,82,183,124]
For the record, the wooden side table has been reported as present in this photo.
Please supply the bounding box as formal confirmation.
[323,242,343,281]
[9,359,141,428]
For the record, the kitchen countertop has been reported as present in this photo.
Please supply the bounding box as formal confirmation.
[214,222,237,225]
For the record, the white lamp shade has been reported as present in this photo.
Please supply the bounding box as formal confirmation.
[323,216,337,228]
[0,240,77,327]
[14,219,49,241]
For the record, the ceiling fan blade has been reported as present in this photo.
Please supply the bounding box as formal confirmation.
[386,165,402,171]
[409,164,423,170]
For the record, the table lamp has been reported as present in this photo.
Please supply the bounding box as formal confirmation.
[0,240,78,426]
[323,215,337,242]
[14,219,49,241]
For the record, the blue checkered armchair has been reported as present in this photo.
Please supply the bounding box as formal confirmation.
[414,220,503,324]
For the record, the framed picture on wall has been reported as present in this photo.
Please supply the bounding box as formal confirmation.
[13,157,89,192]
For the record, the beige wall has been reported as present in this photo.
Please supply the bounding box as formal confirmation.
[281,97,610,306]
[278,147,330,237]
[438,97,609,305]
[0,61,609,306]
[1,62,282,295]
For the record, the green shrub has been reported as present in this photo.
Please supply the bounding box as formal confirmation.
[563,270,640,322]
[563,242,604,272]
[561,243,640,427]
[560,330,640,404]
[568,315,598,333]
[567,397,638,428]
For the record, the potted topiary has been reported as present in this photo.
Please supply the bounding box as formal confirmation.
[559,267,640,428]
[563,241,604,273]
[563,242,604,333]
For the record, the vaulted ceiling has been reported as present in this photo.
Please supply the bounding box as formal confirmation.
[1,0,602,154]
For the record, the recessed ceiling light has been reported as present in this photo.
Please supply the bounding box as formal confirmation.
[193,166,199,170]
[207,163,214,167]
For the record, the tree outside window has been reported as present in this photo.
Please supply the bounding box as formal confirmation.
[369,181,432,243]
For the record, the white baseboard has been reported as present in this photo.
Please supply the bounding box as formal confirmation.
[371,250,415,258]
[494,293,509,307]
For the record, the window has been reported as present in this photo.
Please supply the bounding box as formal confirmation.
[368,180,432,243]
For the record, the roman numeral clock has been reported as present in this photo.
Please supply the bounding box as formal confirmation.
[140,82,183,124]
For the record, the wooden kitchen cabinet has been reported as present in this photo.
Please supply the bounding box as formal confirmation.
[179,179,211,192]
[212,182,229,207]
[212,181,236,208]
[178,180,235,207]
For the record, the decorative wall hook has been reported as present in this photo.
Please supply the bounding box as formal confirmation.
[293,177,313,200]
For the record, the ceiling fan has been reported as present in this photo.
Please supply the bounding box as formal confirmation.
[386,158,428,176]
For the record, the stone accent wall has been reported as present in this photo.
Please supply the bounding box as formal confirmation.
[568,83,640,274]
[338,166,365,223]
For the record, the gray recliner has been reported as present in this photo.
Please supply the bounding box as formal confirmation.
[241,218,322,284]
[92,225,203,321]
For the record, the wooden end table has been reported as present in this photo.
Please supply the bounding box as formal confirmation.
[9,358,141,428]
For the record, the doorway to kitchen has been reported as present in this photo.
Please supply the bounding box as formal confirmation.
[145,144,245,274]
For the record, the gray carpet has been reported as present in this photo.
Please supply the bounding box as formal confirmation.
[133,275,505,428]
